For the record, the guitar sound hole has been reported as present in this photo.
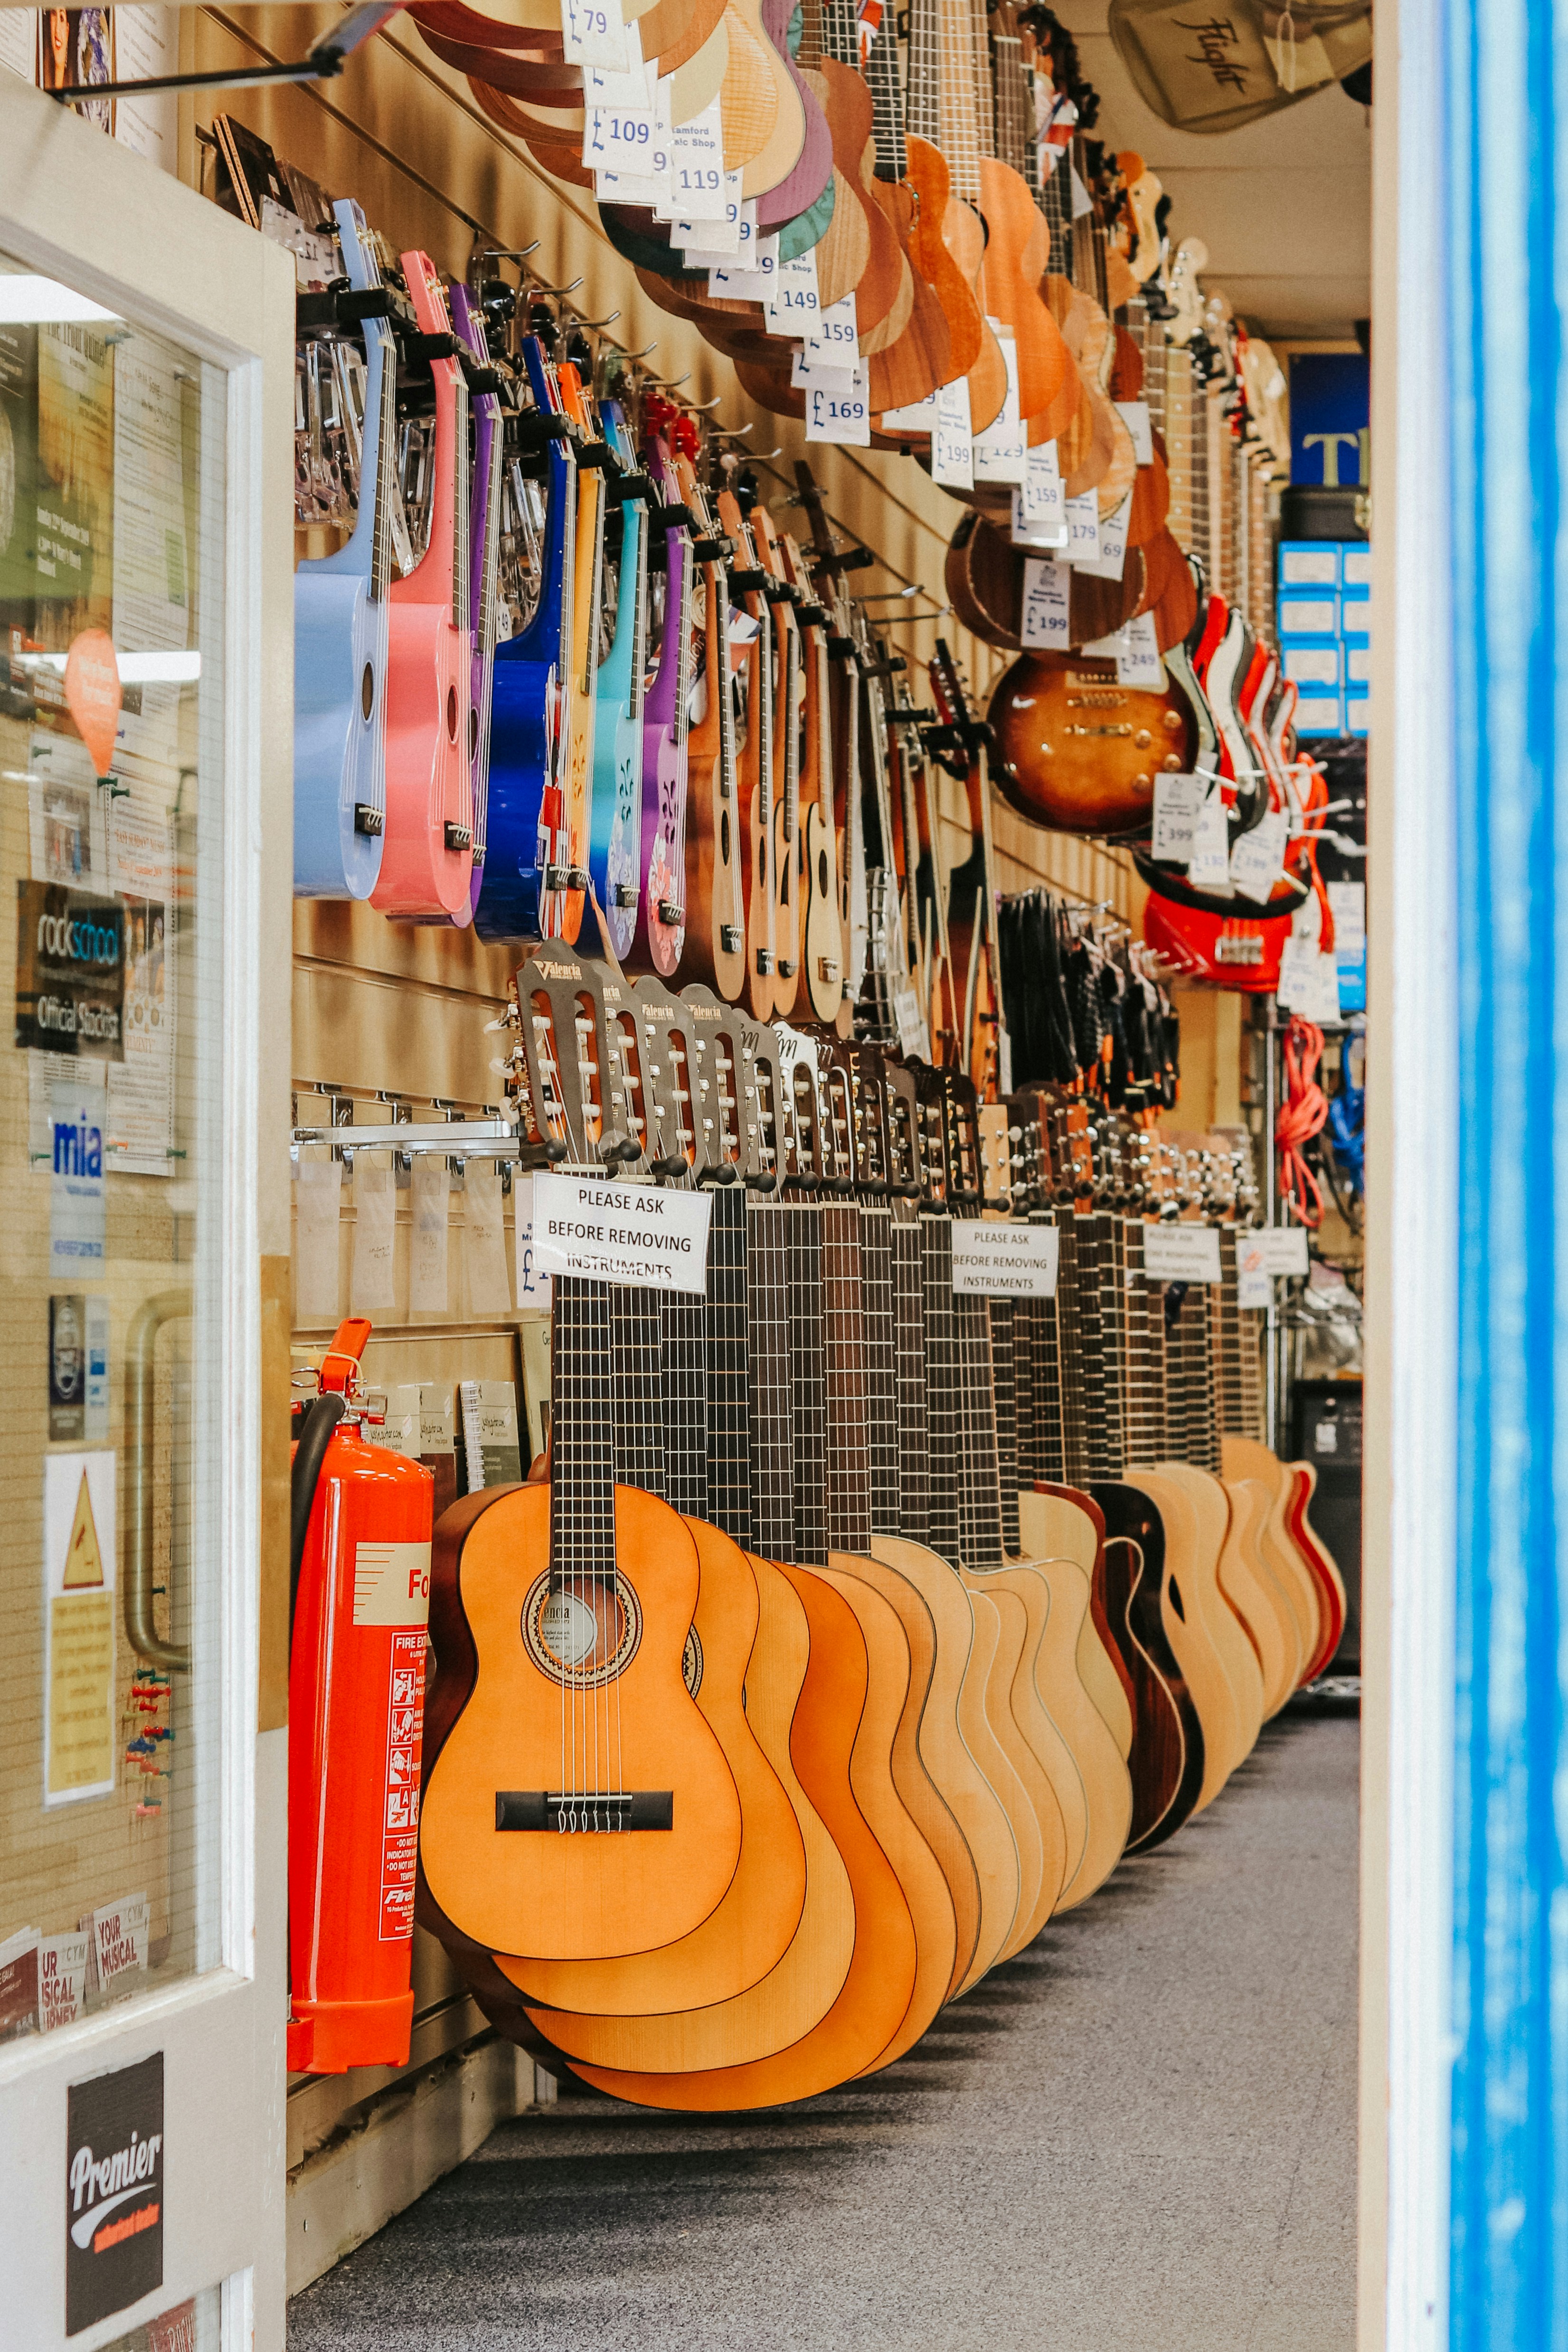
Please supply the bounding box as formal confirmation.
[361,662,374,722]
[470,706,479,762]
[721,810,730,863]
[522,1570,642,1687]
[818,848,829,896]
[447,684,458,742]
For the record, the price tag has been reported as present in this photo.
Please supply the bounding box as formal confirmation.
[1327,879,1365,947]
[766,246,821,334]
[951,1221,1059,1298]
[1276,937,1341,1019]
[1064,489,1100,566]
[1075,491,1129,579]
[1251,1226,1311,1275]
[584,105,658,168]
[1187,785,1230,887]
[708,237,777,302]
[972,330,1024,482]
[790,347,859,392]
[532,1172,713,1294]
[1115,398,1153,464]
[580,19,645,106]
[805,291,859,356]
[1141,1223,1222,1283]
[892,969,929,1062]
[595,155,671,207]
[933,377,974,489]
[805,362,871,445]
[879,390,936,431]
[1082,611,1164,687]
[1237,1267,1272,1309]
[1021,437,1064,526]
[1021,558,1072,648]
[677,177,746,264]
[1151,771,1206,860]
[1229,805,1289,902]
[669,97,727,219]
[676,213,739,257]
[562,0,627,71]
[1011,493,1067,549]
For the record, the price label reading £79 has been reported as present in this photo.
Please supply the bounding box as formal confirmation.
[561,0,627,70]
[805,363,870,446]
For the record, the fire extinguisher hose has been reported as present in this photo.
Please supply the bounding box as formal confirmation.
[291,1392,347,1633]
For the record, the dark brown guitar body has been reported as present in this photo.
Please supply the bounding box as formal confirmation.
[945,511,1145,654]
[987,645,1196,838]
[1092,1484,1205,1853]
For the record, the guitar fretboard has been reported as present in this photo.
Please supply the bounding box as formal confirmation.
[859,1203,900,1531]
[988,1297,1021,1557]
[789,1200,828,1566]
[747,1198,795,1559]
[549,1276,618,1585]
[704,1183,752,1549]
[661,1283,708,1521]
[611,1285,665,1500]
[921,1210,960,1561]
[822,1200,872,1556]
[891,1206,931,1542]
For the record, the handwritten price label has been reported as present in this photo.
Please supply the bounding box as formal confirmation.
[806,362,870,445]
[669,98,727,218]
[766,247,821,335]
[562,0,627,71]
[1021,557,1072,648]
[933,377,974,488]
[804,291,858,355]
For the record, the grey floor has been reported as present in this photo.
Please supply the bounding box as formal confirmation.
[291,1711,1358,2352]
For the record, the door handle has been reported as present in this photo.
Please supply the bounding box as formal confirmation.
[125,1288,193,1671]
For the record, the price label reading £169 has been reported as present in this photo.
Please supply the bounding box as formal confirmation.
[806,363,870,445]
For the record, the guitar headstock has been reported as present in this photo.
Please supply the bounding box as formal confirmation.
[514,949,622,1171]
[977,1102,1014,1214]
[680,982,746,1183]
[833,1040,892,1197]
[773,1023,824,1187]
[735,1011,786,1195]
[628,977,699,1180]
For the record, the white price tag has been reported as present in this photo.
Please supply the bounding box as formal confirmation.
[806,363,871,444]
[561,0,627,71]
[1021,557,1072,649]
[1151,772,1206,860]
[1011,493,1069,550]
[709,236,777,301]
[972,330,1024,482]
[806,291,859,355]
[1082,611,1163,688]
[1065,489,1100,566]
[1142,1223,1222,1283]
[933,376,974,489]
[1115,398,1153,465]
[580,19,644,107]
[1187,785,1230,888]
[1229,806,1289,903]
[532,1171,713,1293]
[1021,437,1065,527]
[1301,948,1344,1022]
[879,391,936,431]
[951,1221,1059,1298]
[670,97,727,218]
[1237,1267,1272,1309]
[790,347,860,392]
[766,246,821,333]
[1251,1226,1311,1275]
[1327,879,1366,947]
[584,104,659,170]
[595,160,670,207]
[1076,491,1129,579]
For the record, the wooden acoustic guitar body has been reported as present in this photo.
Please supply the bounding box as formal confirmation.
[936,188,1009,437]
[570,1562,918,2108]
[814,56,905,336]
[836,1548,981,2001]
[416,24,584,91]
[718,0,783,173]
[1152,544,1201,652]
[1012,1510,1133,1908]
[1215,1477,1301,1715]
[495,1521,805,2021]
[757,0,832,225]
[905,137,982,381]
[987,647,1195,838]
[520,1555,853,2075]
[1125,1469,1247,1813]
[419,1483,742,1963]
[967,1569,1074,1951]
[862,179,953,413]
[871,1534,1020,1996]
[677,548,747,1002]
[1026,1483,1136,1758]
[638,0,729,68]
[950,1591,1024,1988]
[1220,1436,1323,1680]
[1287,1464,1349,1678]
[1148,1466,1266,1785]
[818,1566,956,2069]
[976,157,1075,425]
[1092,1484,1205,1854]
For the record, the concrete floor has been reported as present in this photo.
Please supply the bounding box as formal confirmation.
[290,1711,1358,2352]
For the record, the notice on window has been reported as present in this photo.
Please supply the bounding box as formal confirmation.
[44,1449,118,1805]
[531,1171,712,1293]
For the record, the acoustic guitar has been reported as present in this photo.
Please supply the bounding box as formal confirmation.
[717,484,778,1019]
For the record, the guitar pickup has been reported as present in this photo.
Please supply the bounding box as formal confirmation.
[353,803,384,837]
[657,899,685,926]
[444,822,472,852]
[495,1790,674,1833]
[613,883,638,908]
[720,925,744,952]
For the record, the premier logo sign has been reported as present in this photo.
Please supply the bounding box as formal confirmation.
[65,2052,163,2333]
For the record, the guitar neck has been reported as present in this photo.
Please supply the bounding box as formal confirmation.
[891,1204,931,1543]
[866,9,910,180]
[611,1285,667,1500]
[822,1199,872,1555]
[703,1183,753,1550]
[920,1209,960,1560]
[660,1280,709,1521]
[548,1276,618,1585]
[857,1198,900,1534]
[747,1196,797,1559]
[788,1197,830,1567]
[905,0,941,148]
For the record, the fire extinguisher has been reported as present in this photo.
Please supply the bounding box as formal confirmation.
[288,1317,435,2074]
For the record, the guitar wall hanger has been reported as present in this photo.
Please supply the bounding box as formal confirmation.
[52,0,406,103]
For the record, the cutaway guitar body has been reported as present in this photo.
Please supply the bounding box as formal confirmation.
[1140,1466,1264,1802]
[1220,1435,1324,1682]
[1092,1483,1204,1853]
[949,1590,1023,1988]
[965,1570,1071,1953]
[1023,1484,1135,1759]
[1287,1464,1349,1678]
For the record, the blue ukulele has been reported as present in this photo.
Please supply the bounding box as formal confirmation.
[587,396,648,962]
[293,198,396,897]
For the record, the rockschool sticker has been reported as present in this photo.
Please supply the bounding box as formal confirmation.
[66,2050,163,2333]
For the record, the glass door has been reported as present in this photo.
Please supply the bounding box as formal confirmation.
[0,86,292,2352]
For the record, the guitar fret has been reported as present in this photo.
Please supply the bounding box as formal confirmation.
[704,1183,753,1550]
[859,1203,900,1533]
[892,1209,931,1543]
[822,1200,872,1557]
[789,1199,829,1567]
[747,1198,796,1560]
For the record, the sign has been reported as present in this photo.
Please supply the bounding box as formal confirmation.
[513,1174,553,1308]
[44,1450,117,1805]
[1290,349,1369,487]
[1248,1225,1311,1275]
[932,376,975,491]
[805,365,870,446]
[1142,1223,1223,1283]
[951,1221,1059,1298]
[38,1930,89,2032]
[66,2051,164,2333]
[1021,557,1072,648]
[88,1893,149,2004]
[531,1171,713,1293]
[971,330,1024,482]
[15,879,124,1057]
[49,1061,107,1278]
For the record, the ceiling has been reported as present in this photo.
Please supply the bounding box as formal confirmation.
[1054,0,1373,340]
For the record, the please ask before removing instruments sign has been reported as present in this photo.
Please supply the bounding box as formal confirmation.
[531,1174,714,1294]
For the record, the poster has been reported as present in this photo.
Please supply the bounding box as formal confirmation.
[43,1448,118,1805]
[33,315,115,677]
[65,2051,164,2333]
[47,1058,108,1279]
[112,335,191,771]
[107,793,175,1174]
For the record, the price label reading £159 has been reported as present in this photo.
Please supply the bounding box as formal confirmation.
[805,363,870,446]
[805,292,858,355]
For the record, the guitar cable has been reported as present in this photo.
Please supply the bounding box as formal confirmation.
[1275,1014,1329,1228]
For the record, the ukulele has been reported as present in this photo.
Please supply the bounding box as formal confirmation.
[860,9,952,416]
[926,641,1004,1095]
[449,280,505,929]
[793,465,866,1033]
[747,496,803,1017]
[778,530,845,1025]
[293,198,396,900]
[629,431,693,978]
[373,248,476,922]
[585,393,650,963]
[717,483,778,1019]
[671,443,746,1002]
[418,952,743,1963]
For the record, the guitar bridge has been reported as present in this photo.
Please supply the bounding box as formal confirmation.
[444,822,472,851]
[777,959,797,977]
[613,884,638,908]
[657,898,685,926]
[720,925,744,952]
[354,803,384,837]
[755,949,775,974]
[818,956,841,981]
[494,1790,674,1833]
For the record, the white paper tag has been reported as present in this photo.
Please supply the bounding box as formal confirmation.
[1021,437,1065,526]
[972,331,1025,482]
[1237,1267,1272,1309]
[1229,806,1289,903]
[1076,491,1130,579]
[1065,489,1100,566]
[677,211,739,257]
[1187,786,1231,888]
[1011,493,1068,550]
[1250,1226,1311,1275]
[791,347,859,391]
[580,20,644,107]
[584,104,658,172]
[1021,557,1072,648]
[595,160,671,207]
[464,1165,511,1313]
[951,1221,1059,1298]
[295,1157,342,1323]
[1115,399,1153,465]
[38,1929,88,2031]
[1327,879,1366,947]
[1082,611,1164,687]
[350,1160,397,1313]
[878,390,936,431]
[892,968,929,1062]
[1300,948,1344,1021]
[409,1152,450,1315]
[513,1173,553,1309]
[1142,1223,1222,1283]
[806,363,871,444]
[766,245,821,334]
[532,1171,714,1293]
[933,377,975,488]
[708,239,777,300]
[1151,771,1206,860]
[671,96,727,218]
[562,0,627,68]
[805,291,859,356]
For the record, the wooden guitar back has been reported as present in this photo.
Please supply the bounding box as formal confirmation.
[1287,1464,1349,1678]
[1094,1483,1206,1853]
[1153,1465,1266,1776]
[972,1568,1074,1950]
[1024,1484,1135,1756]
[951,1591,1023,1987]
[1025,1553,1133,1911]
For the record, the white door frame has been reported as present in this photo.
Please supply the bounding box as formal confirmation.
[0,82,294,2352]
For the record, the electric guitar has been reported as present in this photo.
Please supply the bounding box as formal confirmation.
[586,394,649,962]
[778,530,843,1026]
[373,247,476,922]
[293,198,396,900]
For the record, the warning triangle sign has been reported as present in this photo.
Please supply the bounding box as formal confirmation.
[63,1470,104,1589]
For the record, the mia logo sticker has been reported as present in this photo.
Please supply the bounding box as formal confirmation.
[66,2051,164,2333]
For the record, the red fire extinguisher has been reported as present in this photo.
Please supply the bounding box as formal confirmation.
[288,1318,435,2074]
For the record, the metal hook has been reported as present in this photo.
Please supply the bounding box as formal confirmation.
[859,586,922,601]
[484,243,541,261]
[690,394,723,412]
[710,423,753,441]
[623,341,659,361]
[577,310,622,330]
[529,276,585,299]
[648,373,691,390]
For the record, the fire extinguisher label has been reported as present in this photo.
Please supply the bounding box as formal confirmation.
[380,1631,426,1942]
[352,1540,433,1628]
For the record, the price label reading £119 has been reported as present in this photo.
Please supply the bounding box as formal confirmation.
[561,0,627,71]
[805,362,870,445]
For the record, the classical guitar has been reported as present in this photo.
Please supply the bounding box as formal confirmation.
[372,247,476,922]
[292,198,395,900]
[586,393,649,963]
[418,954,742,1963]
[671,444,746,1002]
